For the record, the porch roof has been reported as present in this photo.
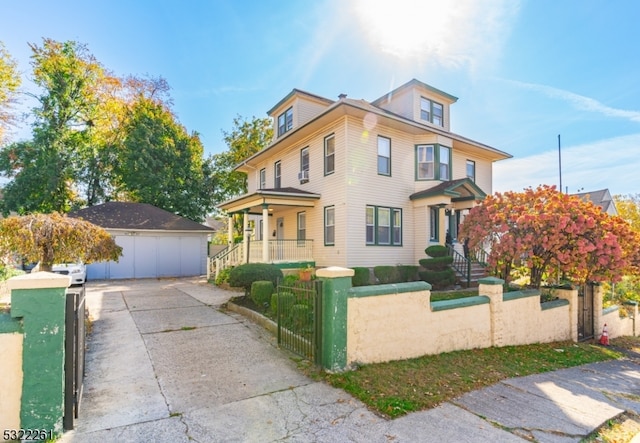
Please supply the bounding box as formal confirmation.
[217,187,321,214]
[409,178,487,202]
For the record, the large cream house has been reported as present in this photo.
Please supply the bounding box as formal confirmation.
[217,79,511,270]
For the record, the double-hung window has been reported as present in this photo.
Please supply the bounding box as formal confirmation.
[277,107,293,136]
[420,97,444,127]
[430,206,439,241]
[439,146,450,180]
[324,206,335,245]
[377,136,391,176]
[274,161,281,188]
[416,145,435,179]
[366,205,402,246]
[324,134,335,175]
[416,144,451,180]
[466,160,476,182]
[297,212,306,241]
[300,147,309,182]
[259,168,266,189]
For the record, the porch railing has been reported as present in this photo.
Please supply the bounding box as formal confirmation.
[209,239,314,279]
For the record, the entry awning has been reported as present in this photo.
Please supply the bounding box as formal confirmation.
[217,187,321,214]
[409,178,487,203]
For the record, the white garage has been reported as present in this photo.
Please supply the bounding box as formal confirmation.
[69,202,214,280]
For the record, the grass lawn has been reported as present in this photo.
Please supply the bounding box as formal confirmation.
[304,339,632,419]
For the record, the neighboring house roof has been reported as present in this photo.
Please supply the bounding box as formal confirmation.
[69,202,214,232]
[573,189,618,215]
[409,178,486,202]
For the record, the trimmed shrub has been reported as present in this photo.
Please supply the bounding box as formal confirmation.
[374,265,400,284]
[214,266,233,286]
[271,291,295,316]
[351,267,371,287]
[250,280,274,307]
[290,304,312,329]
[228,263,283,293]
[397,265,419,282]
[419,269,456,290]
[419,256,454,271]
[425,245,449,257]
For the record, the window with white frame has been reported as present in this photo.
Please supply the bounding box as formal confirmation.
[324,206,335,245]
[439,146,450,180]
[377,136,391,176]
[430,206,439,241]
[466,159,475,182]
[366,205,402,246]
[416,145,435,179]
[297,212,306,240]
[259,168,266,189]
[416,144,451,181]
[300,147,309,182]
[274,161,281,188]
[420,97,444,127]
[277,107,293,136]
[324,134,335,175]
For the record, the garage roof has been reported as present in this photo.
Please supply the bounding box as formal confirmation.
[69,202,214,232]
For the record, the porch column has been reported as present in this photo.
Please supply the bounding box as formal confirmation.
[227,214,234,247]
[262,204,269,263]
[243,209,250,263]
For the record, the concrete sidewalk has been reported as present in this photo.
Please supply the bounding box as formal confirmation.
[59,278,640,443]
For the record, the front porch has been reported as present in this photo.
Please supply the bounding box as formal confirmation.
[209,239,314,279]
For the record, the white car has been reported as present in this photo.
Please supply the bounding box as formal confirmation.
[52,263,87,285]
[32,262,87,285]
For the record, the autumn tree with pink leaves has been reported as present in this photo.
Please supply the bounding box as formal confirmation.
[459,185,639,289]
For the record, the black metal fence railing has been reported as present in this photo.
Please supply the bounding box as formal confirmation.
[64,284,86,430]
[276,280,322,365]
[448,245,472,287]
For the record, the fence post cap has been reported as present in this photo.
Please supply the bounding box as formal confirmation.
[7,271,71,290]
[316,267,355,278]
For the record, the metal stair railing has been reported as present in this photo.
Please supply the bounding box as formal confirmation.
[447,245,472,287]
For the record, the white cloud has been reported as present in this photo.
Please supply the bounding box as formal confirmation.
[508,80,640,123]
[494,133,640,196]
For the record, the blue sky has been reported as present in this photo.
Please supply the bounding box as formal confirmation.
[2,0,639,196]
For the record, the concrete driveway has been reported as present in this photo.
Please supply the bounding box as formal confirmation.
[58,278,640,443]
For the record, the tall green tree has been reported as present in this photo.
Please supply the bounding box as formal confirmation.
[0,41,21,143]
[0,39,104,214]
[114,97,215,221]
[211,115,273,205]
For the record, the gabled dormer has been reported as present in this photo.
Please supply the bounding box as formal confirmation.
[267,89,334,138]
[371,79,458,132]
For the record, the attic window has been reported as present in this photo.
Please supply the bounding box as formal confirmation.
[420,97,444,127]
[278,107,293,136]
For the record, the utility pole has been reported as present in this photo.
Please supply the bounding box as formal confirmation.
[558,134,562,193]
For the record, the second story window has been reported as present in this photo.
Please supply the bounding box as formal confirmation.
[439,146,450,180]
[377,136,391,176]
[324,134,335,175]
[466,160,476,182]
[299,147,309,183]
[259,168,266,189]
[278,107,293,136]
[274,161,281,188]
[417,144,451,181]
[420,97,444,127]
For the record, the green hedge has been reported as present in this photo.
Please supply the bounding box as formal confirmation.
[425,245,449,257]
[351,267,371,286]
[228,263,283,293]
[419,269,456,290]
[419,256,454,271]
[374,265,400,284]
[271,291,295,316]
[397,265,419,282]
[250,280,274,307]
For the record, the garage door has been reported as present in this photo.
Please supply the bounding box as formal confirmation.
[86,234,206,280]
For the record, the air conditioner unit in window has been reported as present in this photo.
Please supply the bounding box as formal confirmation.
[298,170,309,183]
